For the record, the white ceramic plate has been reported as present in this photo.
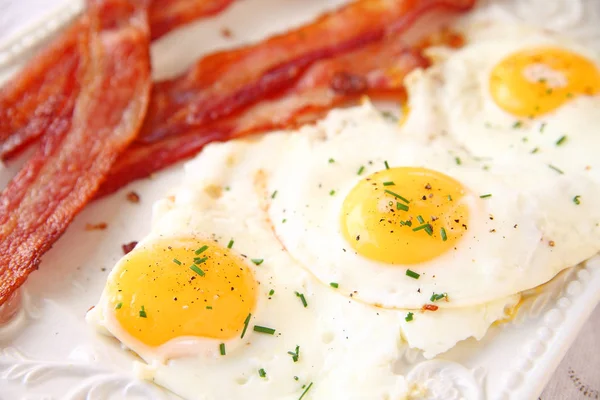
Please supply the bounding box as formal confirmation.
[1,1,599,399]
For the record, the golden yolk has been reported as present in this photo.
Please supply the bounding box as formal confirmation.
[490,47,600,117]
[107,238,257,347]
[340,167,469,265]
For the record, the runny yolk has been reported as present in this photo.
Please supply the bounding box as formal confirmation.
[490,47,600,118]
[107,238,257,347]
[340,167,469,265]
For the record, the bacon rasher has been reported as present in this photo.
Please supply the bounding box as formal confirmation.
[96,38,427,197]
[0,0,152,305]
[137,0,475,144]
[0,0,234,159]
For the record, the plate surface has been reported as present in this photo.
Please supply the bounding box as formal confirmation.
[1,0,599,399]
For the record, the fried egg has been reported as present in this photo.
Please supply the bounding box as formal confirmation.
[267,103,600,309]
[402,22,600,181]
[88,105,526,399]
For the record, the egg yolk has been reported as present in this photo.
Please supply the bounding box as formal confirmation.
[107,238,257,347]
[340,167,469,265]
[490,47,600,117]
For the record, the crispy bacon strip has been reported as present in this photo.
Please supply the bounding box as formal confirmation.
[149,0,234,40]
[0,21,84,159]
[138,0,475,144]
[96,37,426,197]
[0,0,234,160]
[0,0,151,306]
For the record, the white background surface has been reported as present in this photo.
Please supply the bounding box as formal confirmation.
[0,0,598,399]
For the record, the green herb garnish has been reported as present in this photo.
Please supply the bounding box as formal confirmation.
[573,195,581,205]
[259,368,267,378]
[172,258,182,265]
[139,305,147,318]
[441,227,448,242]
[357,166,365,175]
[299,382,313,400]
[480,194,492,198]
[195,245,208,255]
[295,292,308,308]
[288,345,300,362]
[190,264,205,276]
[405,312,414,322]
[556,135,567,146]
[384,189,409,204]
[253,325,276,335]
[240,313,252,338]
[430,292,447,302]
[406,269,420,279]
[219,343,226,356]
[330,282,339,288]
[548,164,564,174]
[227,239,234,249]
[251,258,264,266]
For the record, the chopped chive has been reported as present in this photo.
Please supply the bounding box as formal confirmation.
[430,292,447,302]
[412,224,431,232]
[172,258,182,265]
[139,305,147,318]
[271,190,278,199]
[269,289,275,296]
[441,227,448,241]
[447,195,453,201]
[406,269,420,279]
[299,382,313,400]
[405,312,414,322]
[287,345,300,362]
[384,189,409,204]
[417,215,424,224]
[556,135,567,146]
[259,368,267,378]
[383,181,395,186]
[190,264,205,276]
[531,147,539,154]
[573,195,581,205]
[253,325,276,335]
[330,282,339,288]
[194,257,208,264]
[219,343,226,356]
[251,258,264,266]
[400,219,412,227]
[384,160,390,170]
[227,239,234,249]
[357,166,365,175]
[512,121,522,129]
[480,194,492,199]
[424,224,433,236]
[328,158,335,164]
[329,190,336,196]
[396,202,409,212]
[295,292,308,308]
[115,302,123,310]
[540,122,546,132]
[455,157,462,165]
[206,306,213,309]
[294,376,299,381]
[548,164,564,174]
[282,219,287,223]
[240,313,252,338]
[195,245,208,255]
